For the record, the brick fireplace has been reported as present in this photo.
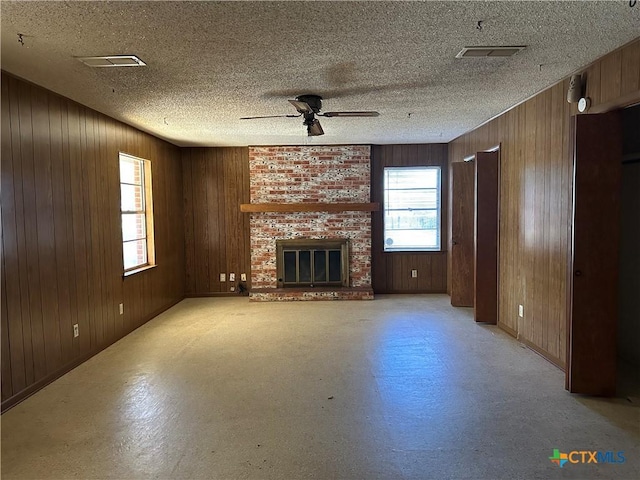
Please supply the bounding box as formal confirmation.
[247,145,374,301]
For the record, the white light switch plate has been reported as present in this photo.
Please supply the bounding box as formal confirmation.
[220,273,226,282]
[518,305,524,317]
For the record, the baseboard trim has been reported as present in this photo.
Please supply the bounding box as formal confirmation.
[498,322,517,338]
[373,289,448,294]
[519,337,566,371]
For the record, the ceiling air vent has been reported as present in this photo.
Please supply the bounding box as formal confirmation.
[455,46,525,58]
[76,55,146,67]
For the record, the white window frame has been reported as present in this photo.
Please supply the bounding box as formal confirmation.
[383,166,442,252]
[119,153,155,274]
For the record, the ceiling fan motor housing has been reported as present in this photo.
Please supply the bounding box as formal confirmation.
[296,94,323,113]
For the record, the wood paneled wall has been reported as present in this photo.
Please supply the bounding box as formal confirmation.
[371,144,448,293]
[182,147,251,295]
[448,38,640,367]
[1,73,185,411]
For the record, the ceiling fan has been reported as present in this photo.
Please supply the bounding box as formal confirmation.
[240,94,379,136]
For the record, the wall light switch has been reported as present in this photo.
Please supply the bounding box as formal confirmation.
[73,324,79,338]
[220,273,226,282]
[229,273,235,282]
[119,303,124,315]
[411,269,418,278]
[518,305,524,318]
[240,273,247,282]
[230,286,235,292]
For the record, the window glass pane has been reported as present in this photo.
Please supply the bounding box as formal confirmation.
[328,250,341,282]
[121,184,144,212]
[386,189,438,210]
[120,156,142,185]
[383,166,441,252]
[385,168,438,189]
[284,251,297,282]
[121,213,146,242]
[314,251,327,282]
[385,210,438,230]
[299,251,311,282]
[384,229,439,251]
[123,239,147,270]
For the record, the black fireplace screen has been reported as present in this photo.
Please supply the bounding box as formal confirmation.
[276,239,349,287]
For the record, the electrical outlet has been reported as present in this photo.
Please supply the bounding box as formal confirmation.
[240,273,247,282]
[229,273,235,282]
[518,305,524,318]
[411,269,418,278]
[220,273,226,282]
[119,303,124,315]
[73,324,79,338]
[230,286,235,292]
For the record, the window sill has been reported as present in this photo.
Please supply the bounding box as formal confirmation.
[382,250,447,255]
[123,264,157,277]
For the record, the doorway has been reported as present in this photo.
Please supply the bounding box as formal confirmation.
[451,159,475,307]
[566,111,622,396]
[450,148,500,324]
[474,149,500,324]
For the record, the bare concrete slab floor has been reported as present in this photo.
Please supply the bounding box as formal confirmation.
[1,295,638,479]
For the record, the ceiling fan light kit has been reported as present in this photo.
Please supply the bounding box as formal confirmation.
[241,94,380,136]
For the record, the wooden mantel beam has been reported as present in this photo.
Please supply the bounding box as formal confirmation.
[240,202,380,213]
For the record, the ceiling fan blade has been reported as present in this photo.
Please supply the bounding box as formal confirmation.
[307,119,324,136]
[289,99,314,114]
[240,114,301,120]
[321,111,380,118]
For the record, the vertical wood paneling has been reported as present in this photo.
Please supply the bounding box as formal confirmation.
[1,72,184,411]
[620,42,640,95]
[207,149,222,290]
[49,94,74,365]
[181,147,251,295]
[600,50,622,105]
[18,83,46,381]
[192,149,209,292]
[1,247,12,399]
[2,76,27,393]
[448,38,639,368]
[224,147,250,287]
[182,151,195,294]
[32,86,63,372]
[59,90,81,363]
[68,101,92,356]
[371,144,449,293]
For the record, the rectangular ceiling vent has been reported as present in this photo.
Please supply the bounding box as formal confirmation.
[76,55,146,67]
[456,46,526,58]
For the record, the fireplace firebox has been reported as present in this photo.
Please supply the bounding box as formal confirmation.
[276,239,349,288]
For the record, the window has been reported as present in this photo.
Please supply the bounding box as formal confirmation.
[383,166,441,252]
[119,153,155,273]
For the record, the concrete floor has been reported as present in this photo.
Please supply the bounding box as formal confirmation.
[1,295,638,479]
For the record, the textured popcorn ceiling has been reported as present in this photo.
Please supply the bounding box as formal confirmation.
[1,1,639,147]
